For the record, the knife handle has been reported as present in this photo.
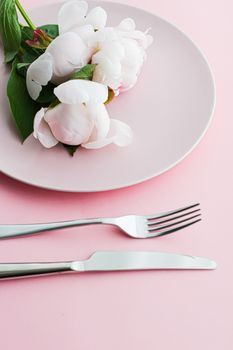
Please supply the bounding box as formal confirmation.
[0,262,72,280]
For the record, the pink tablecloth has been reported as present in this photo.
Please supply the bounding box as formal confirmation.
[0,0,232,349]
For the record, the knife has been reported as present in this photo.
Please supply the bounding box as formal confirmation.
[0,251,217,280]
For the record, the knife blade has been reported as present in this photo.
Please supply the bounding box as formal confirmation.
[73,251,217,272]
[0,251,216,280]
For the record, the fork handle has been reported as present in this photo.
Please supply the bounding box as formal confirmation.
[0,262,72,280]
[0,218,105,239]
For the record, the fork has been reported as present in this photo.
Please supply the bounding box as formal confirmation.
[0,204,201,239]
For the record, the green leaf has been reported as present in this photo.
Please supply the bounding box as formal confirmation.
[63,144,80,157]
[0,0,22,62]
[7,59,40,140]
[36,82,57,106]
[21,26,34,42]
[39,24,59,39]
[71,64,97,81]
[20,45,43,63]
[16,62,29,77]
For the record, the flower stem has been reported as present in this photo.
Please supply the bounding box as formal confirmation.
[15,0,36,30]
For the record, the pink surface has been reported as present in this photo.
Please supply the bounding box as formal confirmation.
[0,0,232,349]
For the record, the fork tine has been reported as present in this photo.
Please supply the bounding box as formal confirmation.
[147,208,201,226]
[147,218,201,238]
[147,214,201,232]
[146,203,200,220]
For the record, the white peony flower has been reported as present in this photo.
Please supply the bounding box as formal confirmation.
[26,0,153,101]
[33,80,133,149]
[91,18,153,94]
[26,32,93,100]
[26,0,107,100]
[58,0,107,36]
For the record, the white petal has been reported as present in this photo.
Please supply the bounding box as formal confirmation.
[72,24,95,41]
[108,119,133,146]
[34,108,45,134]
[58,0,88,34]
[92,62,122,91]
[83,118,133,149]
[145,34,154,48]
[54,80,108,105]
[118,18,136,31]
[121,38,143,67]
[82,136,113,149]
[45,103,94,145]
[86,7,107,30]
[131,30,153,48]
[88,27,118,48]
[26,80,42,101]
[97,41,125,61]
[92,50,123,90]
[26,53,53,100]
[116,19,154,49]
[86,103,110,140]
[46,32,91,77]
[121,29,153,49]
[120,39,143,90]
[33,108,58,148]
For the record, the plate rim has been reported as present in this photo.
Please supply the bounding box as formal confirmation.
[0,0,216,192]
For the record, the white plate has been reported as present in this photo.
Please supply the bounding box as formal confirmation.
[0,1,215,192]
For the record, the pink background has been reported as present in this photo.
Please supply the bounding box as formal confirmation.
[0,0,232,349]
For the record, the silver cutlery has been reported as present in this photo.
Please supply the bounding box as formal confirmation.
[0,251,216,280]
[0,204,201,239]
